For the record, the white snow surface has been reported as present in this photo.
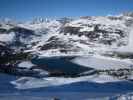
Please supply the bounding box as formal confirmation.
[72,55,133,70]
[11,74,120,89]
[115,25,133,54]
[18,61,35,68]
[0,32,15,42]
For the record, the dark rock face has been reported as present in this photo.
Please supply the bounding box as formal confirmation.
[0,44,14,64]
[6,27,36,49]
[107,16,123,20]
[0,44,39,77]
[60,24,126,45]
[40,36,73,51]
[8,27,34,36]
[40,41,72,50]
[0,28,7,33]
[60,26,81,35]
[0,43,32,65]
[85,31,100,40]
[8,27,34,43]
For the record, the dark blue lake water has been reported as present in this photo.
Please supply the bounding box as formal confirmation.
[31,56,94,76]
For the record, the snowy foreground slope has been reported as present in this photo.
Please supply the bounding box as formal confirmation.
[1,13,133,100]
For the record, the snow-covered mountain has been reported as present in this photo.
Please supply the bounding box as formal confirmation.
[1,13,133,91]
[0,13,133,55]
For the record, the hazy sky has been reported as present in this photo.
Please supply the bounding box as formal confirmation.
[0,0,133,21]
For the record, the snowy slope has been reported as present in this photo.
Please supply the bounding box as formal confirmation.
[11,74,120,89]
[1,13,133,92]
[71,55,133,70]
[0,13,132,55]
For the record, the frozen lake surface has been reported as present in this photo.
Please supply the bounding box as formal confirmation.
[1,73,133,100]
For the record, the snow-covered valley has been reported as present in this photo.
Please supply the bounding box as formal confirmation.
[1,13,133,99]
